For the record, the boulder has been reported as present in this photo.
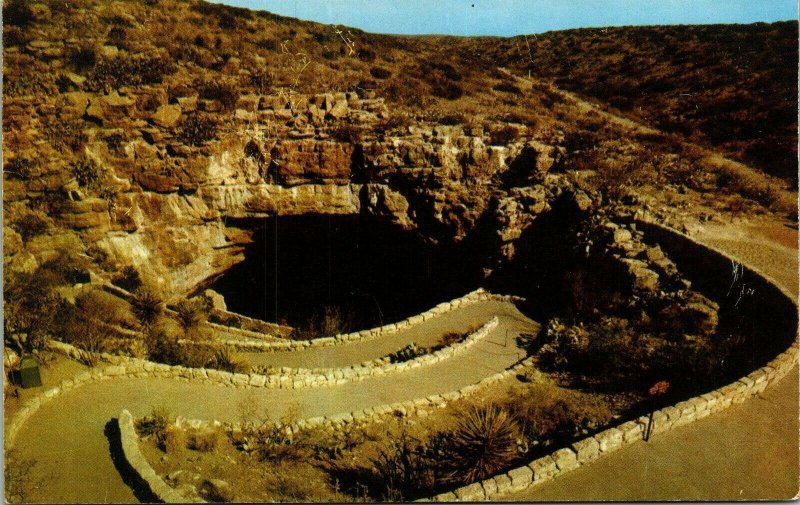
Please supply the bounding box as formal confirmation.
[176,95,198,112]
[151,104,182,128]
[235,94,260,112]
[86,92,135,123]
[203,289,227,311]
[200,479,234,502]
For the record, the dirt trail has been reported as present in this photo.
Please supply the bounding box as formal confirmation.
[509,217,799,501]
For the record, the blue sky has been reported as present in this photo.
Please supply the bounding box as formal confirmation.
[211,0,797,36]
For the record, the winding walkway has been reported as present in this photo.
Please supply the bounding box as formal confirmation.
[237,299,518,368]
[508,218,799,501]
[8,300,536,503]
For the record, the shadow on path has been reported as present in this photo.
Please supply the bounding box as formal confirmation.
[104,419,159,504]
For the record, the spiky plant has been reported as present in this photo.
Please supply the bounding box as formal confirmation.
[131,286,162,327]
[445,405,521,484]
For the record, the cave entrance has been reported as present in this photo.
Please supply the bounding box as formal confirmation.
[210,214,485,332]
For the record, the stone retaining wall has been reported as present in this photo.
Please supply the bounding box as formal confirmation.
[429,223,799,502]
[117,410,202,503]
[253,317,498,379]
[7,345,534,452]
[207,309,294,339]
[216,289,522,351]
[45,317,499,390]
[170,350,533,439]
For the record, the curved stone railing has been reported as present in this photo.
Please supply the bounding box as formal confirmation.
[118,410,202,503]
[6,345,534,451]
[250,317,498,379]
[136,354,537,448]
[429,223,799,501]
[215,289,523,351]
[45,317,499,390]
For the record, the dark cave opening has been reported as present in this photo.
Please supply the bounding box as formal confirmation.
[209,214,486,331]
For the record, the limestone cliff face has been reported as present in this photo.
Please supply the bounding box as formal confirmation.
[5,88,567,297]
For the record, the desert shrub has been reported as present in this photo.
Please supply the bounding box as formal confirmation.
[430,79,464,100]
[4,157,38,180]
[212,347,250,374]
[329,123,362,143]
[200,479,235,502]
[11,212,50,241]
[4,63,58,97]
[136,406,171,437]
[86,54,174,91]
[3,0,34,27]
[292,305,354,340]
[437,331,463,348]
[42,116,88,154]
[388,343,428,363]
[3,26,30,47]
[175,298,206,330]
[488,124,520,146]
[196,79,239,110]
[106,26,128,49]
[177,114,218,146]
[159,425,185,453]
[113,266,142,292]
[131,287,163,327]
[67,45,98,73]
[493,82,522,95]
[248,69,273,93]
[371,431,435,501]
[441,405,521,484]
[70,157,102,189]
[502,383,613,445]
[374,114,413,135]
[187,429,220,452]
[370,67,392,79]
[4,268,62,354]
[144,321,183,364]
[4,452,40,504]
[357,48,377,62]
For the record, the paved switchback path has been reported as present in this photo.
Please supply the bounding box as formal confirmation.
[508,218,799,501]
[238,300,518,368]
[10,301,537,503]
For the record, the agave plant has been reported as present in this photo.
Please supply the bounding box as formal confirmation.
[445,405,521,484]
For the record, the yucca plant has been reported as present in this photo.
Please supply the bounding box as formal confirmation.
[445,405,521,484]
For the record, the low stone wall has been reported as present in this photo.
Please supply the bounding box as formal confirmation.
[117,410,202,503]
[208,309,294,339]
[151,354,537,441]
[7,343,533,453]
[45,317,498,390]
[430,223,799,502]
[216,289,523,351]
[253,317,498,379]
